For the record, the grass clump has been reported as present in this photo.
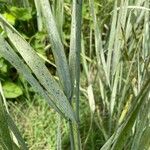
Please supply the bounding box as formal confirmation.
[0,0,150,149]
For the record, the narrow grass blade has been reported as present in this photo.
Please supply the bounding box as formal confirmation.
[107,1,118,81]
[110,66,120,115]
[101,78,150,150]
[0,81,28,149]
[138,126,150,150]
[111,0,128,75]
[34,0,43,31]
[6,112,28,150]
[0,94,13,150]
[131,100,150,150]
[112,77,150,150]
[39,0,72,99]
[12,142,21,150]
[108,65,120,135]
[100,134,114,150]
[68,1,83,149]
[87,84,95,113]
[52,0,64,40]
[81,36,89,78]
[69,0,82,96]
[56,114,62,150]
[89,0,110,87]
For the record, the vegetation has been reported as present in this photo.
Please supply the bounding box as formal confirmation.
[0,0,150,149]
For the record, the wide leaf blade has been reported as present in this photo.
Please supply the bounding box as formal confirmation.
[0,20,76,122]
[39,0,72,99]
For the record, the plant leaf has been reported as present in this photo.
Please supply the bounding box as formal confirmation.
[39,0,72,99]
[6,112,28,150]
[69,0,82,94]
[0,94,13,150]
[2,82,23,98]
[0,20,76,122]
[112,77,150,150]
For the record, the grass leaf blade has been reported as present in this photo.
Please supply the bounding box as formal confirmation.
[0,27,76,122]
[39,0,72,99]
[0,92,13,150]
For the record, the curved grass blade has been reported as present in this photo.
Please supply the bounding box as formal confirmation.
[138,126,150,150]
[100,135,114,150]
[111,0,128,75]
[12,142,21,150]
[0,35,63,116]
[0,81,28,150]
[0,94,13,150]
[0,27,76,122]
[39,0,72,99]
[6,113,28,150]
[131,100,150,150]
[112,77,150,150]
[101,77,150,150]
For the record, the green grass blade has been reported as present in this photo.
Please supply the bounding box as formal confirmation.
[69,1,83,149]
[111,0,128,75]
[12,142,21,150]
[56,115,62,150]
[108,64,120,135]
[81,36,89,78]
[69,0,82,97]
[0,94,13,150]
[100,134,114,150]
[112,77,150,150]
[89,0,110,87]
[138,126,150,150]
[107,1,118,81]
[131,100,150,150]
[110,66,120,115]
[6,113,28,150]
[34,0,43,31]
[39,0,72,99]
[52,0,64,40]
